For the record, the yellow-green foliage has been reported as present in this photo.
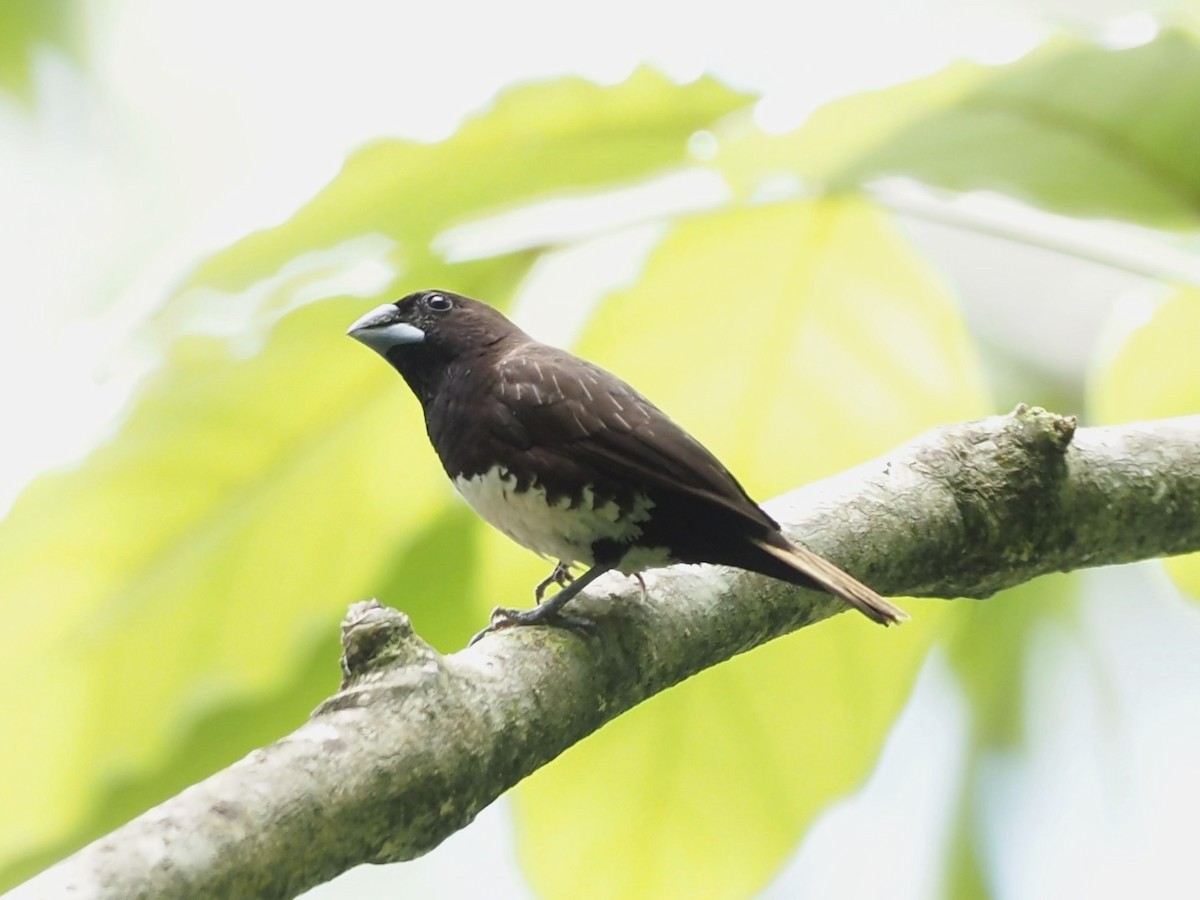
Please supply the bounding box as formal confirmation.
[4,27,1200,896]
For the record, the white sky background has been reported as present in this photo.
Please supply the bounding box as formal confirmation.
[4,1,1200,897]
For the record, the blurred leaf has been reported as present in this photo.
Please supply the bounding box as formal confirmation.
[157,232,404,350]
[942,574,1078,900]
[0,250,532,881]
[943,791,993,900]
[2,626,341,888]
[517,611,950,899]
[720,63,982,196]
[947,574,1078,749]
[372,501,483,653]
[577,199,989,487]
[726,29,1200,229]
[1089,287,1200,421]
[510,197,990,898]
[0,299,415,867]
[183,69,754,294]
[1088,287,1200,598]
[0,0,82,102]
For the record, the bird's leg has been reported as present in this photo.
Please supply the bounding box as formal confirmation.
[534,561,575,602]
[515,563,606,621]
[470,563,613,645]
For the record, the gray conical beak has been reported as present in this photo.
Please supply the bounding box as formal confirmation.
[347,304,426,355]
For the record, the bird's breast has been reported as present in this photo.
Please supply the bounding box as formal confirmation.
[453,465,662,568]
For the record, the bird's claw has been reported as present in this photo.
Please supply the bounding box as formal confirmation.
[468,605,596,646]
[534,562,576,602]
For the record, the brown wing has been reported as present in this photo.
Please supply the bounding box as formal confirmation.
[490,344,778,532]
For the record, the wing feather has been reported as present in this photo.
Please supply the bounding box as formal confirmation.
[494,346,778,532]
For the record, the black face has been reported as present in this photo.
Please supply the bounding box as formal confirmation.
[390,290,459,337]
[349,290,514,352]
[347,290,526,400]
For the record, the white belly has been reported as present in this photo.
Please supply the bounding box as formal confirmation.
[454,466,657,568]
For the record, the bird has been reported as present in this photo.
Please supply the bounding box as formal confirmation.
[347,289,908,641]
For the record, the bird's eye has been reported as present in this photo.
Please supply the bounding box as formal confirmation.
[426,293,453,312]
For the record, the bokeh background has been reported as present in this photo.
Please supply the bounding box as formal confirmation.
[3,1,1200,897]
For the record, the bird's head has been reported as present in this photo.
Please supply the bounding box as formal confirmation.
[348,290,525,401]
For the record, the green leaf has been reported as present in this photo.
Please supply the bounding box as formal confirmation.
[183,69,754,294]
[372,501,483,654]
[509,197,990,898]
[519,614,950,898]
[726,30,1200,229]
[576,199,989,488]
[0,250,532,882]
[943,574,1079,900]
[1089,287,1200,422]
[720,63,983,198]
[0,299,422,868]
[944,803,992,900]
[1088,287,1200,598]
[1,627,342,889]
[0,0,82,103]
[947,574,1078,750]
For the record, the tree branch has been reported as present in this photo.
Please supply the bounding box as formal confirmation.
[16,407,1200,900]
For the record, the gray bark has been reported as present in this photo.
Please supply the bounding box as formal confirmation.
[13,407,1200,900]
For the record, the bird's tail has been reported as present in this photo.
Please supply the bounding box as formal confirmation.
[750,537,908,626]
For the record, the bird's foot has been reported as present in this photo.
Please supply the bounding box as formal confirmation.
[534,561,575,602]
[469,562,612,645]
[468,604,596,646]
